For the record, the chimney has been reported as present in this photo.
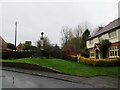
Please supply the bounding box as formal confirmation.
[99,27,103,30]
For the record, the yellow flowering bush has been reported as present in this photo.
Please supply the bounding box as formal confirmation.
[70,55,120,66]
[70,55,77,62]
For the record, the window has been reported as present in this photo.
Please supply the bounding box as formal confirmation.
[109,30,117,38]
[98,36,102,40]
[90,52,95,58]
[98,36,103,42]
[89,39,93,45]
[109,46,119,57]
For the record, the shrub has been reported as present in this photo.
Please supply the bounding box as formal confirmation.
[99,39,111,59]
[61,50,79,60]
[0,51,13,59]
[50,50,62,59]
[61,50,72,60]
[79,57,120,66]
[70,55,77,62]
[1,51,37,59]
[95,59,120,67]
[69,55,120,66]
[13,51,36,59]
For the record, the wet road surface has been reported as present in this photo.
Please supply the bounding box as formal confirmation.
[2,70,93,88]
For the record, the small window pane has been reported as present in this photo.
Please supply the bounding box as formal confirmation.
[118,51,119,56]
[112,51,114,56]
[110,51,112,56]
[115,51,117,56]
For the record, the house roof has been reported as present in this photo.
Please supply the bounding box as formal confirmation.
[87,18,120,40]
[17,43,24,50]
[0,36,11,51]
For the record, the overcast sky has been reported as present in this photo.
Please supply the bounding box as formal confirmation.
[1,0,119,46]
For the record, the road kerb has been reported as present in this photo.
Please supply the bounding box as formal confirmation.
[2,68,75,83]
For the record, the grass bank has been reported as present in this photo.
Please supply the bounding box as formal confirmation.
[0,58,120,77]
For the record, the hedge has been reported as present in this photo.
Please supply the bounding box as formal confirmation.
[70,55,120,66]
[1,51,37,59]
[1,50,62,59]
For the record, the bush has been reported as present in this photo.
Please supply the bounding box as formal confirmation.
[95,59,120,67]
[99,39,111,59]
[61,50,72,59]
[0,51,13,59]
[50,50,62,59]
[70,55,77,62]
[1,51,37,59]
[13,51,36,59]
[79,57,120,66]
[69,55,120,66]
[61,50,79,60]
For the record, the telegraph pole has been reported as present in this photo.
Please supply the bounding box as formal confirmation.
[15,21,17,51]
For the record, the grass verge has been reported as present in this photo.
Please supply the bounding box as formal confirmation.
[0,58,120,77]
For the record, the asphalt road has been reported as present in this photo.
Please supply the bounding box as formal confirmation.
[2,70,93,88]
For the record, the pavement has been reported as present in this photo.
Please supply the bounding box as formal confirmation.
[0,66,119,88]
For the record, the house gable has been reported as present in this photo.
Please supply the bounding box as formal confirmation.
[86,18,120,59]
[0,36,11,51]
[87,18,120,40]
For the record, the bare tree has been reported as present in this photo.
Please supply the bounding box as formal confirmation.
[73,22,90,37]
[61,22,91,55]
[61,26,73,47]
[74,25,83,38]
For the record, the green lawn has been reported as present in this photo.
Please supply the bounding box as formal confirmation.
[0,58,120,77]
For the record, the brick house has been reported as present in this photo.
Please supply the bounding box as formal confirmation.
[0,36,11,51]
[86,18,120,59]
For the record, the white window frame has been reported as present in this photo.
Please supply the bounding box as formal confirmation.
[109,46,119,58]
[90,51,95,58]
[89,39,93,45]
